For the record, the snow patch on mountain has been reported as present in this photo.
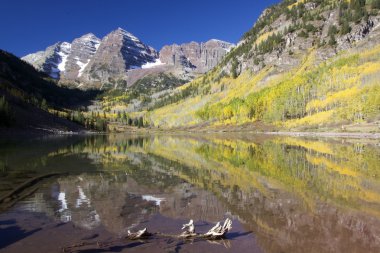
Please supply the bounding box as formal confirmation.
[141,59,165,69]
[77,59,90,77]
[56,42,71,75]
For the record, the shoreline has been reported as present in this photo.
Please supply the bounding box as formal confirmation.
[137,129,380,139]
[262,131,380,139]
[1,127,380,139]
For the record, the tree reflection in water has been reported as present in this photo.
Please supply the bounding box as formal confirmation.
[0,134,379,253]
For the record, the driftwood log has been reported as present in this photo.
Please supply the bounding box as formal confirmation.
[62,218,233,252]
[177,218,232,239]
[126,218,232,240]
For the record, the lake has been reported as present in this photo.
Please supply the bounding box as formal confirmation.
[0,133,379,253]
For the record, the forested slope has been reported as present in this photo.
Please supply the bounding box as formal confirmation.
[143,0,380,131]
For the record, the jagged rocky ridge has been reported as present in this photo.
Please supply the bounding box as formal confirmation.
[22,28,233,90]
[159,39,234,73]
[220,0,380,76]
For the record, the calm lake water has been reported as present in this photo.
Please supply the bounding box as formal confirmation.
[0,134,379,253]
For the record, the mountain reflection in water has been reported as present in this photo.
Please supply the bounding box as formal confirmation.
[0,134,379,253]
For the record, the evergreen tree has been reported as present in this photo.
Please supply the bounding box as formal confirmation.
[138,117,144,128]
[95,118,107,131]
[40,99,48,110]
[329,34,336,46]
[341,19,351,34]
[0,96,12,127]
[299,30,309,38]
[133,118,138,127]
[231,58,239,79]
[328,25,338,36]
[372,0,380,9]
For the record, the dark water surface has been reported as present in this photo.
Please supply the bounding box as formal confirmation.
[0,134,379,253]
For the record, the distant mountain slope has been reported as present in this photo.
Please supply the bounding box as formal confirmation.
[144,0,380,131]
[0,49,97,132]
[22,28,233,90]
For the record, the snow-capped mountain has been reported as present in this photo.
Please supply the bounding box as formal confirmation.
[22,28,158,87]
[79,28,158,86]
[23,42,71,79]
[22,27,233,89]
[22,34,101,81]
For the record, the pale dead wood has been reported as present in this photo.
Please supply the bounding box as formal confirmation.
[62,218,233,252]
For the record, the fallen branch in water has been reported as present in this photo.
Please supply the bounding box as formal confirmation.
[126,218,232,240]
[127,227,152,239]
[0,173,64,211]
[62,218,233,252]
[176,218,232,239]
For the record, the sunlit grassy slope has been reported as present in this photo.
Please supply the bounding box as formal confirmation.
[147,44,380,130]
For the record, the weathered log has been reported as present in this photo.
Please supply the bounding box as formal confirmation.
[126,218,232,240]
[203,218,232,239]
[62,218,233,252]
[126,228,152,240]
[180,219,196,238]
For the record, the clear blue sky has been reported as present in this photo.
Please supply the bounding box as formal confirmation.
[1,0,280,57]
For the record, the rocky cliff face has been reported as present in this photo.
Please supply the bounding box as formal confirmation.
[61,33,101,80]
[159,39,234,73]
[221,1,380,77]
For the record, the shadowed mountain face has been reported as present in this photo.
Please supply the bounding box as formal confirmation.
[1,134,379,252]
[0,50,99,132]
[22,42,72,79]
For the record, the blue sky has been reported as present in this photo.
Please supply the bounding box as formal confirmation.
[1,0,280,57]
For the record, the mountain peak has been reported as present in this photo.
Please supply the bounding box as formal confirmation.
[116,27,126,32]
[82,32,96,37]
[205,39,235,50]
[59,41,72,50]
[113,27,131,36]
[79,33,99,40]
[22,28,232,89]
[207,38,233,44]
[77,28,158,87]
[111,27,140,42]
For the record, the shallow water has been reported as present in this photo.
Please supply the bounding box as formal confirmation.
[0,134,379,253]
